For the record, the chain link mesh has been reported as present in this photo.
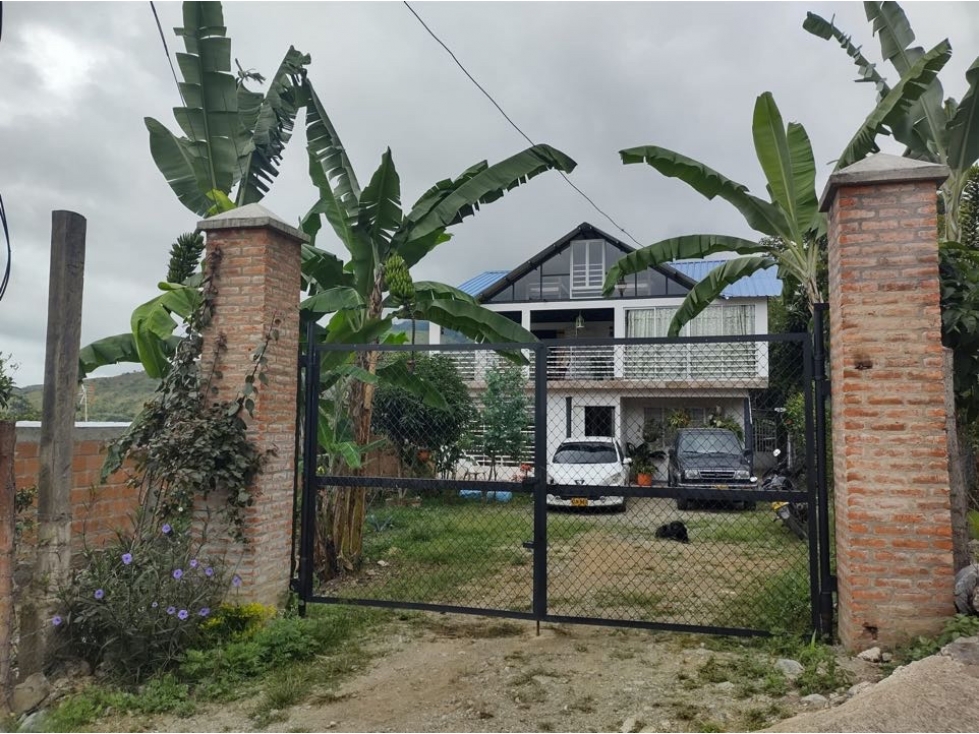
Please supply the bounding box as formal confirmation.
[306,335,816,633]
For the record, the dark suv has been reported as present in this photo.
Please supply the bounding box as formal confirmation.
[667,428,754,510]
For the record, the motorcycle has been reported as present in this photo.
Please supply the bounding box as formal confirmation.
[761,449,808,540]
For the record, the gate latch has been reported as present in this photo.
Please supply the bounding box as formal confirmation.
[522,540,534,550]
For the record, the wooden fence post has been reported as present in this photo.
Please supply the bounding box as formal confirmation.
[18,211,86,677]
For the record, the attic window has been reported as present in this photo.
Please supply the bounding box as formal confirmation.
[571,239,605,297]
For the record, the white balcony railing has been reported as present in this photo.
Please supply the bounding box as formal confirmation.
[441,341,767,384]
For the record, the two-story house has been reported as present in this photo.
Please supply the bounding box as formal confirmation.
[428,222,782,471]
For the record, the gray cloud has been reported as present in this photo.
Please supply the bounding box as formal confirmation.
[2,1,977,383]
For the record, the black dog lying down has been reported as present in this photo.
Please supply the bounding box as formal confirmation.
[655,520,689,543]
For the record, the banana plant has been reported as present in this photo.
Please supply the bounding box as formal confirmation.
[81,1,309,379]
[605,61,954,338]
[804,2,973,241]
[603,93,824,336]
[299,82,576,573]
[145,1,309,216]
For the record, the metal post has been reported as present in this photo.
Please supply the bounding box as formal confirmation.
[802,334,822,638]
[532,344,548,626]
[812,303,834,637]
[298,318,321,615]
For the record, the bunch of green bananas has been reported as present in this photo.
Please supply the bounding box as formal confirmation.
[384,254,414,304]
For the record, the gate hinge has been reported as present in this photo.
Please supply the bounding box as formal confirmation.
[522,540,535,550]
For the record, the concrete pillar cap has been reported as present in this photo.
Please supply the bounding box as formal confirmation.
[819,153,950,212]
[196,203,309,243]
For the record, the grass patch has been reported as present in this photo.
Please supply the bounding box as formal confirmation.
[714,567,813,636]
[766,634,852,696]
[43,675,196,732]
[42,605,388,731]
[349,500,588,605]
[594,588,664,613]
[738,703,789,731]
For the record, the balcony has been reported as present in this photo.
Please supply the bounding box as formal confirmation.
[441,341,768,389]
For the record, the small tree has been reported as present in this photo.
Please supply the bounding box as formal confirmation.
[372,355,475,476]
[480,366,530,480]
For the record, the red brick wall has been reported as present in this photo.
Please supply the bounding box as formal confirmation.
[13,424,139,565]
[198,212,304,606]
[826,175,954,649]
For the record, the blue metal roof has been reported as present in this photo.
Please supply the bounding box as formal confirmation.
[458,270,509,296]
[669,260,782,298]
[457,262,781,299]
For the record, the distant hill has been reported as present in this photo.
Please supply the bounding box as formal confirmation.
[19,371,159,423]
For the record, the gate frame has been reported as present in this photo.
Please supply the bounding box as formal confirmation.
[294,328,833,638]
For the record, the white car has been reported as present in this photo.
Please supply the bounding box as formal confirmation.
[545,437,630,511]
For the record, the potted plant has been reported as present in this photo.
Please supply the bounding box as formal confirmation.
[635,456,654,487]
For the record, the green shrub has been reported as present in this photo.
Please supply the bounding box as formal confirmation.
[903,614,979,662]
[55,521,233,682]
[199,602,276,645]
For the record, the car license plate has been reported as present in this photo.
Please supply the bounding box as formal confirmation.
[571,498,589,507]
[712,484,726,489]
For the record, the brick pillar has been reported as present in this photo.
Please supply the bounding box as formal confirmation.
[819,153,953,649]
[197,204,306,607]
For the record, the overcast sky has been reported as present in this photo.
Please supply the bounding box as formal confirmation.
[2,1,977,385]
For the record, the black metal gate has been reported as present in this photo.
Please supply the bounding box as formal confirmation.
[294,323,833,638]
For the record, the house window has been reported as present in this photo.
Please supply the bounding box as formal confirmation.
[584,406,615,437]
[571,239,605,297]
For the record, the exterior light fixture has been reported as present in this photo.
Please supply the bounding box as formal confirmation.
[574,312,585,331]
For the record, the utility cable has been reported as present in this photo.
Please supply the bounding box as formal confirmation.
[402,1,645,249]
[0,3,9,303]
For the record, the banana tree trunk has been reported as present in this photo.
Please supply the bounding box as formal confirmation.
[319,273,384,578]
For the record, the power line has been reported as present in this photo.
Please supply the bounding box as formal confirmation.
[402,1,645,249]
[0,3,9,303]
[150,1,181,92]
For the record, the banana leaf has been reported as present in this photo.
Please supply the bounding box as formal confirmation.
[619,146,790,240]
[751,93,818,244]
[836,39,952,170]
[302,81,361,244]
[667,256,777,337]
[947,56,979,178]
[603,235,769,296]
[802,12,891,101]
[300,286,365,316]
[404,145,576,242]
[356,148,403,278]
[237,46,310,206]
[130,285,201,379]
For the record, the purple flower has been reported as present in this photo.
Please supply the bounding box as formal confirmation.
[177,609,189,620]
[198,607,210,617]
[204,567,214,577]
[51,615,63,627]
[232,575,242,587]
[94,589,105,600]
[172,569,183,580]
[162,523,172,535]
[151,601,159,609]
[166,606,176,615]
[189,559,199,569]
[121,553,133,565]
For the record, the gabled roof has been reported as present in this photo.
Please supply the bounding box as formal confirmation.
[471,222,696,301]
[457,222,782,299]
